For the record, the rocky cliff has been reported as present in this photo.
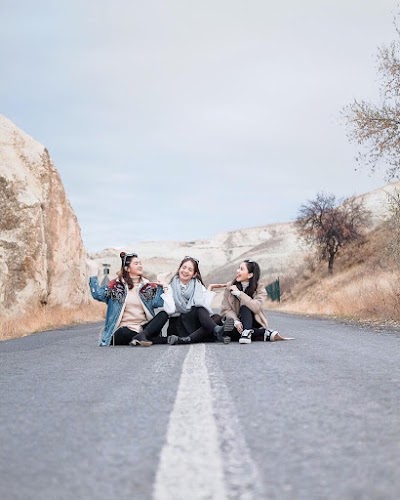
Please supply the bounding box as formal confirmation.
[0,115,90,317]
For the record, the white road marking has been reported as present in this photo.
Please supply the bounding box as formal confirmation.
[207,350,266,500]
[153,344,227,500]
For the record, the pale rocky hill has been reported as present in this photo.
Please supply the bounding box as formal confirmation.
[92,223,309,285]
[92,181,400,286]
[354,181,400,224]
[0,115,91,317]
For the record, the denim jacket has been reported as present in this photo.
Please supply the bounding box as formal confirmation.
[89,276,175,346]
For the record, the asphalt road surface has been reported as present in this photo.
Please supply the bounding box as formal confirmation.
[1,312,399,500]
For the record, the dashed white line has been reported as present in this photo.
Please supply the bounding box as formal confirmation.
[153,344,227,500]
[153,344,266,500]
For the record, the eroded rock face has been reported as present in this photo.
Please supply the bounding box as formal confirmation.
[0,115,90,316]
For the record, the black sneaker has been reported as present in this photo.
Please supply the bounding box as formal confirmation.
[239,329,253,344]
[213,317,234,344]
[129,332,152,347]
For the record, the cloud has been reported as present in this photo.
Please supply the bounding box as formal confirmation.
[1,0,398,251]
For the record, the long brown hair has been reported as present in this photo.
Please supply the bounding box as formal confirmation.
[171,256,205,286]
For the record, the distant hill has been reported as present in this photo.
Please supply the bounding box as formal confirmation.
[91,181,400,285]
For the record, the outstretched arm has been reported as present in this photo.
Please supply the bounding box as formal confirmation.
[87,259,109,303]
[207,283,227,291]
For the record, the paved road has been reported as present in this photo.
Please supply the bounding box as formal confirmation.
[1,312,399,500]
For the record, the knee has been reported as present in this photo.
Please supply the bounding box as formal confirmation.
[211,314,222,325]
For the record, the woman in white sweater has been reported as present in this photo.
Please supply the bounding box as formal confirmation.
[167,256,234,345]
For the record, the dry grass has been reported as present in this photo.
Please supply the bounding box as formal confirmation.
[272,224,400,326]
[0,302,106,341]
[276,269,400,323]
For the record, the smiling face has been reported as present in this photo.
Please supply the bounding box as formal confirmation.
[178,259,197,284]
[235,262,253,282]
[128,257,143,277]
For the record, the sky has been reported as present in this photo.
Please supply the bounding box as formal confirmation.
[1,0,399,252]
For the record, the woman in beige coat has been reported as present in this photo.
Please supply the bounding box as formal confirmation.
[219,259,293,344]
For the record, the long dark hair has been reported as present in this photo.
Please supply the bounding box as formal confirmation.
[117,252,142,290]
[171,256,205,286]
[232,259,260,298]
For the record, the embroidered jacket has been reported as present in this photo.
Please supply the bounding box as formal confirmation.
[89,276,176,346]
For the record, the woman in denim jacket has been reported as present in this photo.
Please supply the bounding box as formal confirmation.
[88,252,175,346]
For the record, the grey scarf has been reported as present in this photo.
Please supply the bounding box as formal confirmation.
[171,276,206,314]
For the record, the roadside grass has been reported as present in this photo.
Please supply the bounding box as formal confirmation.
[0,302,105,341]
[271,224,400,325]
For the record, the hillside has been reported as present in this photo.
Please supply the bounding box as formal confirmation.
[272,223,400,325]
[91,222,308,285]
[92,181,400,286]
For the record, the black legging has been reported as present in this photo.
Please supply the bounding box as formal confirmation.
[167,307,222,343]
[112,310,169,345]
[230,305,266,341]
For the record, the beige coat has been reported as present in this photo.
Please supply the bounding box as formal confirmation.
[220,281,269,329]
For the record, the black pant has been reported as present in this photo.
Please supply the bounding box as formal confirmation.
[112,311,169,345]
[230,305,266,341]
[167,307,222,343]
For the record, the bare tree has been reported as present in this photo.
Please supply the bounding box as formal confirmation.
[386,188,400,265]
[343,14,400,180]
[296,193,371,273]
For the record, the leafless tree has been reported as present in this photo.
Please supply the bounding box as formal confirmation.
[296,193,372,273]
[386,188,400,265]
[343,13,400,180]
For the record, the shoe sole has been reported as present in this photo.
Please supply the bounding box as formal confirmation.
[218,318,234,344]
[239,338,251,344]
[224,317,235,333]
[130,339,153,347]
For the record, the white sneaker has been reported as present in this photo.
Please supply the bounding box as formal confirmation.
[239,329,253,344]
[264,329,295,341]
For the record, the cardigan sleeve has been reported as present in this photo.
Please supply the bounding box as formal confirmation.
[220,283,240,322]
[161,289,176,315]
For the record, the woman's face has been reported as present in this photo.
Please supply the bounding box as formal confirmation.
[179,260,197,284]
[128,257,143,277]
[235,262,253,282]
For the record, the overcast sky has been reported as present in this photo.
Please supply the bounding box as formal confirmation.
[1,0,398,252]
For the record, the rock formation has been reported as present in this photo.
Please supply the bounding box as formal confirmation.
[0,115,90,317]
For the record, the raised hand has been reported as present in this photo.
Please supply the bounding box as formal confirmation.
[86,259,99,278]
